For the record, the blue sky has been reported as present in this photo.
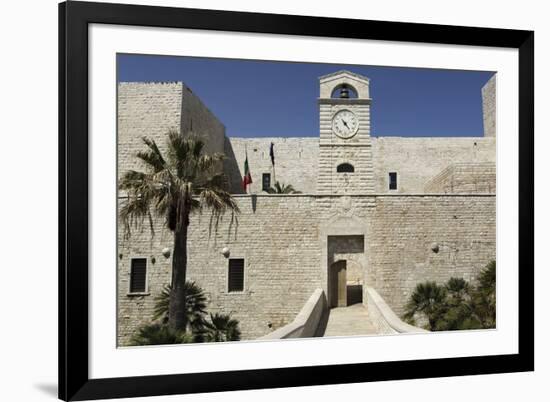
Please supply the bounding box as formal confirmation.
[118,54,494,138]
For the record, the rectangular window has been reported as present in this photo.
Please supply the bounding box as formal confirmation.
[262,173,271,191]
[389,172,397,190]
[228,258,245,292]
[129,258,147,293]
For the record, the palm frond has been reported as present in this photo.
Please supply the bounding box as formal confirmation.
[137,136,167,173]
[266,181,301,194]
[119,170,148,191]
[119,194,154,238]
[153,282,208,327]
[202,313,241,342]
[129,323,193,346]
[197,153,225,173]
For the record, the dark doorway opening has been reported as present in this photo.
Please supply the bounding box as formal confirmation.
[346,284,363,305]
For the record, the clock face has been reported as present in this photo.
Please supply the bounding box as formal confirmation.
[332,109,359,139]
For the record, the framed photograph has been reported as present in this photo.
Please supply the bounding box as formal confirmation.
[59,1,534,400]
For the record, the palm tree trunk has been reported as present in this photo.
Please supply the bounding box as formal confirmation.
[168,221,188,331]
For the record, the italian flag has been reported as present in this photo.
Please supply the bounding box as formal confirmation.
[242,151,252,191]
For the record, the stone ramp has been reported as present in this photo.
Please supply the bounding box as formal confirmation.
[317,303,378,337]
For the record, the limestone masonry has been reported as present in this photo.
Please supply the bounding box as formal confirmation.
[117,71,496,344]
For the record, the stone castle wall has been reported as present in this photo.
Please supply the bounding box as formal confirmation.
[424,163,496,193]
[370,137,496,193]
[482,75,496,138]
[367,195,496,316]
[118,82,225,178]
[118,82,183,174]
[226,137,319,194]
[117,193,495,344]
[225,136,495,194]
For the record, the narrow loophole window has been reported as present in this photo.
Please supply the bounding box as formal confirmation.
[389,172,397,190]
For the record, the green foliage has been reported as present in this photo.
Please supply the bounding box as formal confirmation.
[403,260,496,331]
[152,281,208,331]
[403,281,447,331]
[470,260,496,328]
[265,181,301,194]
[202,313,242,342]
[119,131,240,237]
[129,323,194,346]
[131,282,242,345]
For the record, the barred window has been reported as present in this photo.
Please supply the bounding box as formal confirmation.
[228,259,245,292]
[130,258,147,293]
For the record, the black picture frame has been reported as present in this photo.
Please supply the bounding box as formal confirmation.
[59,1,534,400]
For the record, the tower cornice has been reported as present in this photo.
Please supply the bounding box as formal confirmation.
[318,98,372,105]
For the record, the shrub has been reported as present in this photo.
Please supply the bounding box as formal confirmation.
[129,323,194,346]
[403,260,496,331]
[131,282,242,345]
[153,281,207,332]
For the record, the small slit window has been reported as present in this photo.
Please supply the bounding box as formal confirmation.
[389,172,398,190]
[337,163,354,173]
[262,173,271,191]
[228,259,245,292]
[129,258,147,293]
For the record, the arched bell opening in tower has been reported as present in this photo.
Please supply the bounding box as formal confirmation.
[331,84,358,99]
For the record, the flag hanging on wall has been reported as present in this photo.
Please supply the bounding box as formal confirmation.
[242,150,252,191]
[269,142,275,166]
[270,142,276,181]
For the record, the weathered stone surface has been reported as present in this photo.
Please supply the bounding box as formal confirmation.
[424,163,496,193]
[482,75,496,138]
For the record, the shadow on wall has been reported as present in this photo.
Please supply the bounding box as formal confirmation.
[224,136,245,194]
[251,194,257,213]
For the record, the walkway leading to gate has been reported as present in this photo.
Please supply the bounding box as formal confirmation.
[259,288,427,340]
[316,303,378,337]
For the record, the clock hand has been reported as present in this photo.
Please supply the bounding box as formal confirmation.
[342,120,349,128]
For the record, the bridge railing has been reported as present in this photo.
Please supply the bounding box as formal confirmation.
[365,286,428,334]
[258,288,327,340]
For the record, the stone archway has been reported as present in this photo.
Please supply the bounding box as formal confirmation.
[320,214,369,308]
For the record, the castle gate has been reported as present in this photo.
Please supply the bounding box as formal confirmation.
[326,236,365,308]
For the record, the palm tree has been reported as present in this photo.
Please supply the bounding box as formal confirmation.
[471,260,496,328]
[445,277,470,303]
[265,181,301,194]
[436,277,475,331]
[403,281,447,330]
[120,131,239,332]
[153,282,208,332]
[202,313,241,342]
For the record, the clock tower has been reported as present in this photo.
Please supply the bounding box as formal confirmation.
[316,70,375,195]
